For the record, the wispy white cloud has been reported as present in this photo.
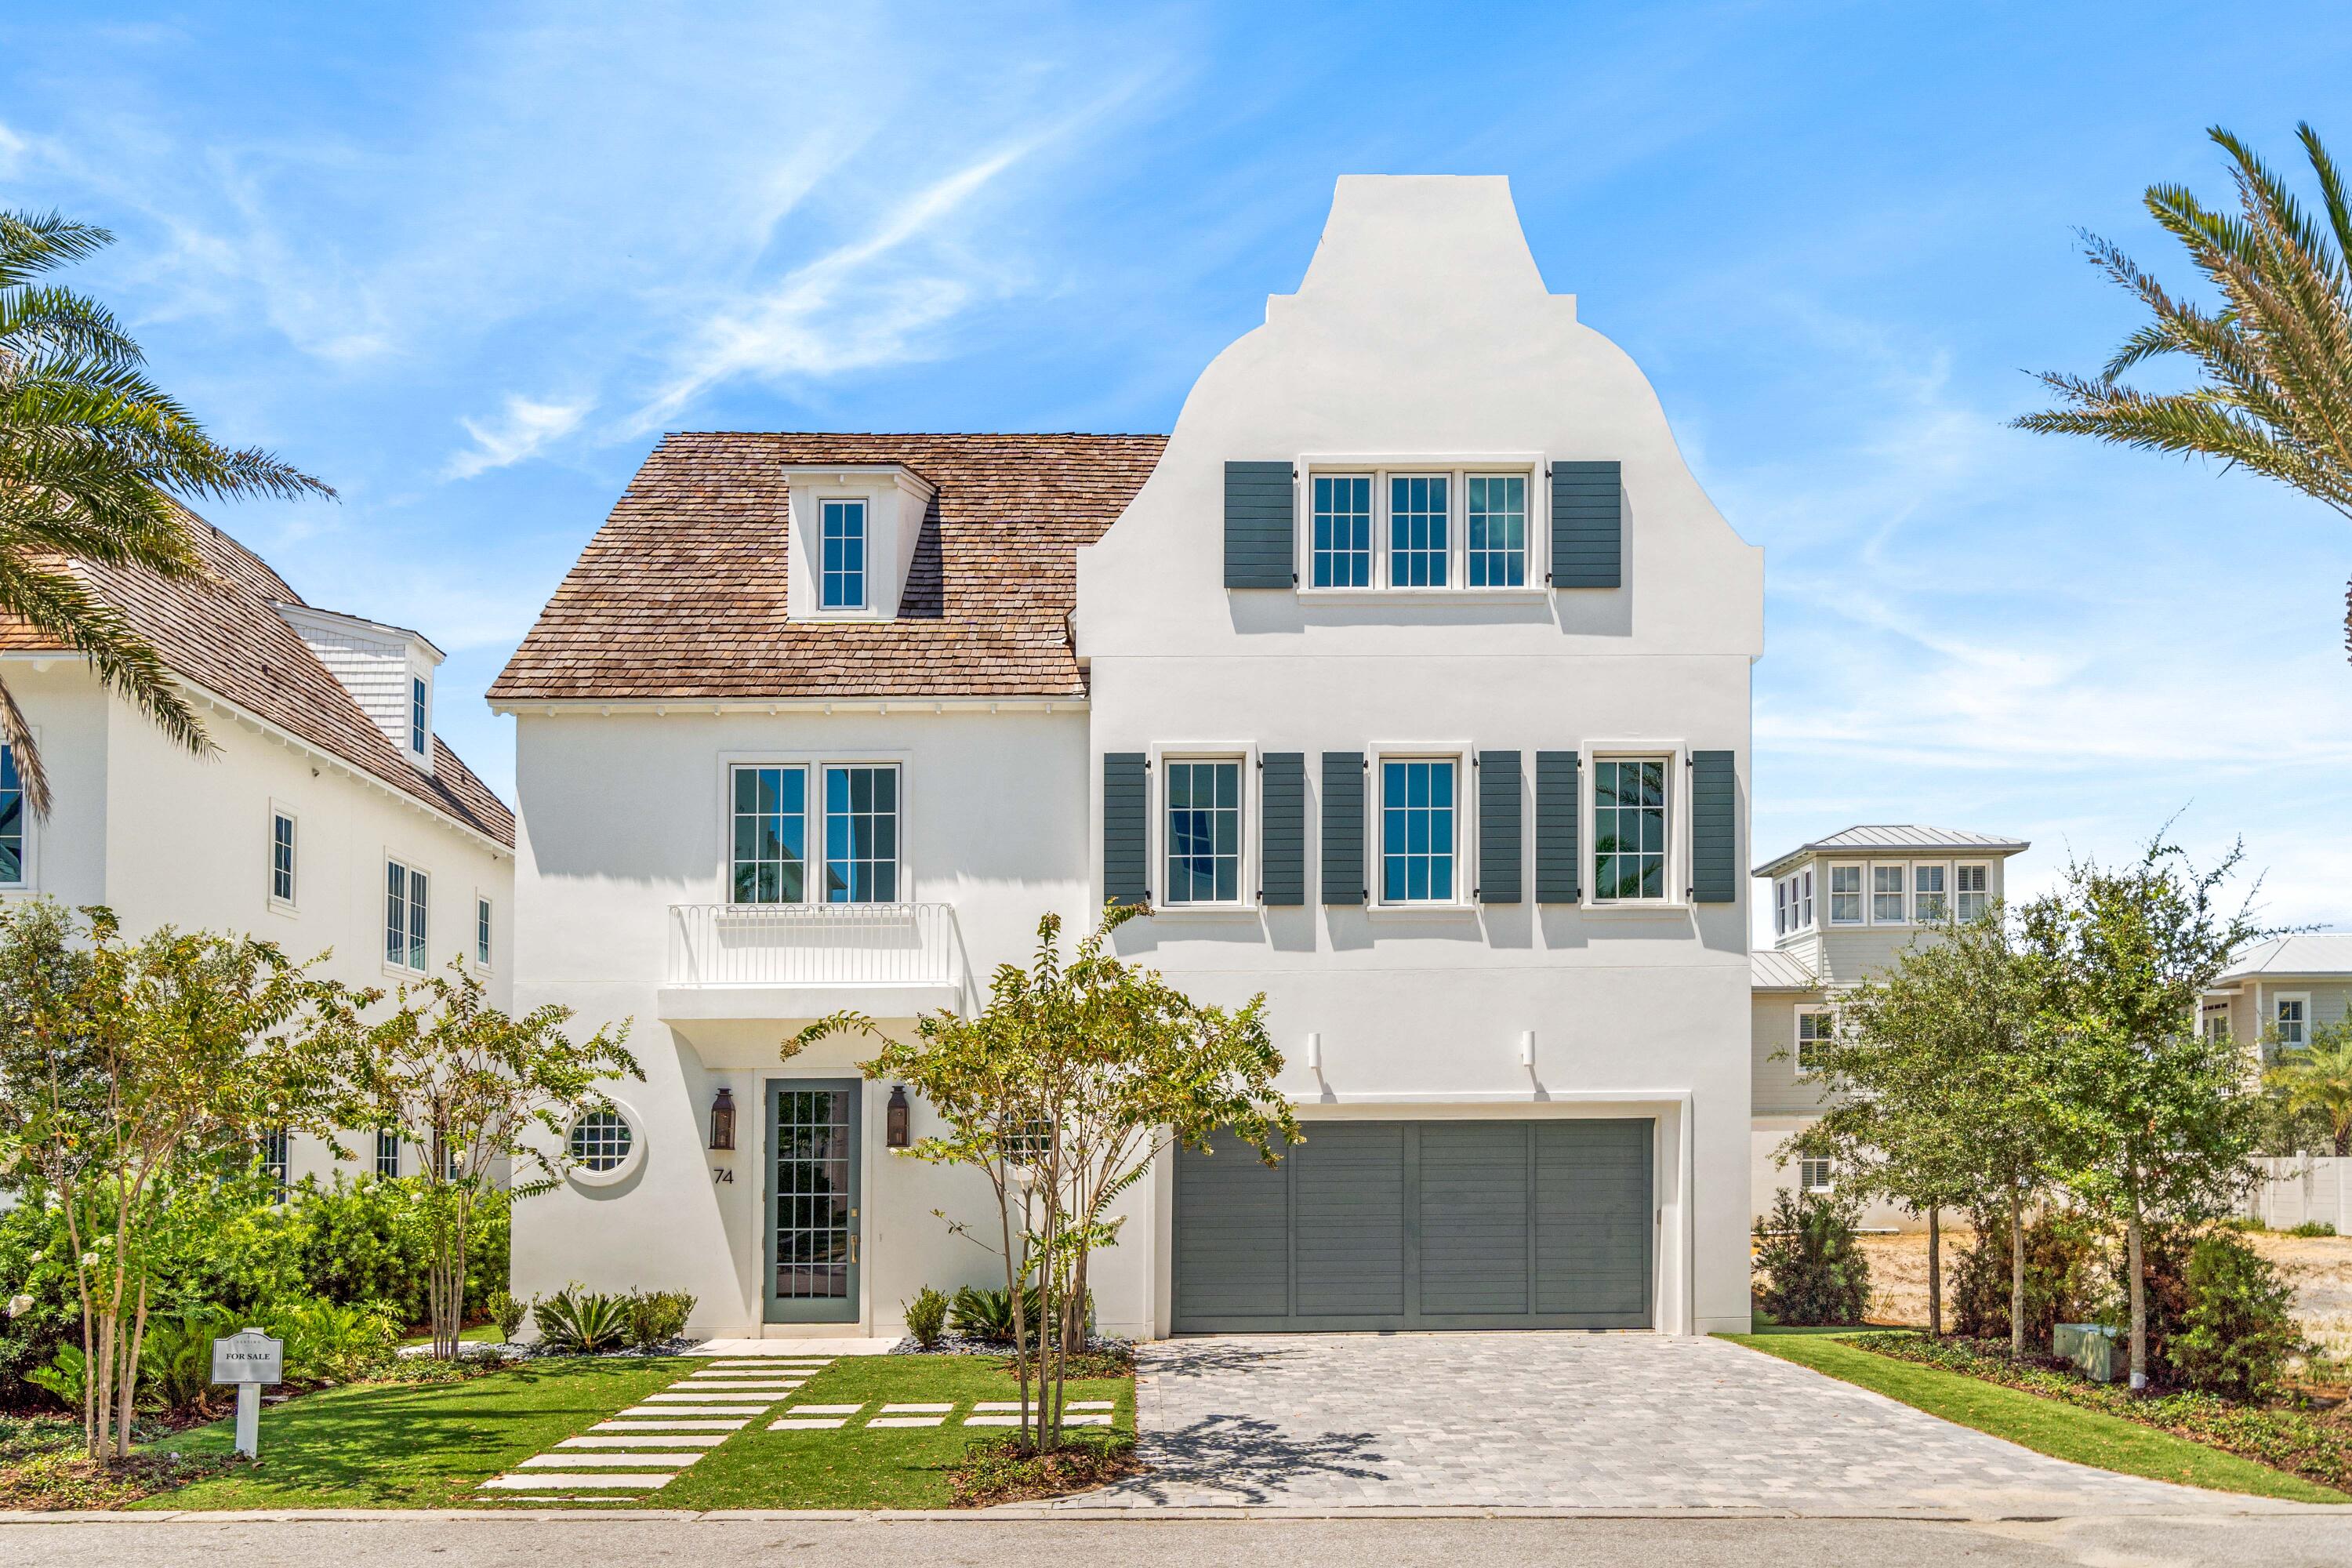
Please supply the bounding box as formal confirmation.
[444,394,591,481]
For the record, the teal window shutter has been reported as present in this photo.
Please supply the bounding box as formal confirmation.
[1225,462,1296,589]
[1103,752,1149,906]
[1550,461,1621,589]
[1261,753,1306,906]
[1535,751,1580,903]
[1320,751,1365,906]
[1476,750,1522,903]
[1690,750,1737,903]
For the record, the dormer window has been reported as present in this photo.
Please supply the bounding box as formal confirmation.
[821,499,867,609]
[782,464,935,622]
[409,675,428,756]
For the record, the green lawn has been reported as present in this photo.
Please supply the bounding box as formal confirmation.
[397,1323,503,1348]
[1722,1330,2348,1505]
[136,1354,1131,1511]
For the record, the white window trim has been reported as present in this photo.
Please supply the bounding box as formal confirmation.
[817,497,871,613]
[1955,860,1993,921]
[2275,992,2312,1048]
[1868,860,1911,926]
[1294,453,1548,598]
[719,750,913,907]
[267,800,299,916]
[1580,739,1687,912]
[1798,1156,1836,1195]
[1148,742,1259,916]
[566,1096,646,1189]
[1794,1004,1833,1076]
[472,890,494,971]
[1800,867,1814,929]
[1826,861,1864,926]
[786,470,924,623]
[408,672,431,760]
[0,726,37,893]
[1367,742,1476,914]
[383,855,430,977]
[1911,860,1952,924]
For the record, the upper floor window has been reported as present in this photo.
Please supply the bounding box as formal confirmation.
[820,499,866,609]
[1795,1007,1833,1073]
[1800,868,1814,927]
[1593,758,1667,902]
[260,1127,291,1192]
[1774,877,1790,937]
[1912,864,1947,923]
[270,810,296,906]
[2276,995,2309,1050]
[824,764,899,903]
[386,859,428,971]
[0,743,24,886]
[1164,759,1242,905]
[376,1128,401,1179]
[1380,758,1456,902]
[1388,474,1450,586]
[1466,474,1526,586]
[732,764,808,904]
[476,895,493,967]
[1312,475,1373,588]
[409,677,427,756]
[1828,864,1863,924]
[1955,863,1991,921]
[1871,864,1907,923]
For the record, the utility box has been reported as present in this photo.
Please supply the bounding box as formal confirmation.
[2053,1322,2120,1383]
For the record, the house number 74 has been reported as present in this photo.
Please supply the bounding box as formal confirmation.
[711,1167,735,1185]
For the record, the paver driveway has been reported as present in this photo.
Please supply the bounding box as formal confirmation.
[1057,1332,2270,1515]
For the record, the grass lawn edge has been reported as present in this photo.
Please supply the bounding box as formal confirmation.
[1719,1330,2349,1507]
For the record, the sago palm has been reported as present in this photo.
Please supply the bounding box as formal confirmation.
[2269,1023,2352,1156]
[2015,123,2352,659]
[0,209,330,815]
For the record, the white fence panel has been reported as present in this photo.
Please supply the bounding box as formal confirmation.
[2245,1156,2350,1232]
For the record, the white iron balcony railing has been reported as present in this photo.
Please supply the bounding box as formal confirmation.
[666,902,963,991]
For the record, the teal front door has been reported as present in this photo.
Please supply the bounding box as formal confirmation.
[764,1080,861,1323]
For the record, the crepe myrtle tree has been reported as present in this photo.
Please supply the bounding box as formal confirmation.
[2018,834,2269,1391]
[1792,909,2056,1350]
[332,959,639,1359]
[792,902,1298,1450]
[0,900,355,1458]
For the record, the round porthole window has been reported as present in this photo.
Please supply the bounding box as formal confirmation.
[567,1103,643,1187]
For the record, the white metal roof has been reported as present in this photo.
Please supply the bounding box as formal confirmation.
[2215,933,2352,982]
[1752,824,2031,879]
[1751,949,1821,992]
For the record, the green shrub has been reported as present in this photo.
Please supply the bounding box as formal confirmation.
[487,1290,527,1342]
[2287,1220,2338,1238]
[534,1286,629,1353]
[2106,1220,2197,1372]
[622,1290,696,1352]
[264,1298,401,1384]
[137,1308,241,1410]
[2166,1232,2304,1399]
[905,1286,949,1349]
[25,1345,83,1413]
[1751,1190,1871,1326]
[1950,1208,2100,1345]
[949,1283,1047,1343]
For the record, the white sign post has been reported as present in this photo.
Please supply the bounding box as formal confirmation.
[210,1328,284,1459]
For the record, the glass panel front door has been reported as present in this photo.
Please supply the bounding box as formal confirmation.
[766,1080,860,1322]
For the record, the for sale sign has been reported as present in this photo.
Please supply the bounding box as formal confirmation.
[209,1328,283,1386]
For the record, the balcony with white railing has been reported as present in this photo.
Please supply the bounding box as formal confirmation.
[658,902,968,1022]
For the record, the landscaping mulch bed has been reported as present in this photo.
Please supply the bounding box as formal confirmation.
[947,1433,1142,1507]
[0,1417,242,1511]
[1849,1332,2352,1496]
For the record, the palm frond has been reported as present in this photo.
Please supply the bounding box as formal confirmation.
[0,558,210,759]
[0,676,50,819]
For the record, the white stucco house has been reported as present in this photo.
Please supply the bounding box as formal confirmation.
[495,175,1762,1340]
[1748,825,2030,1229]
[0,514,515,1185]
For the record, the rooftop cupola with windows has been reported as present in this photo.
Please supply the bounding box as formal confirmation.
[272,603,444,772]
[780,463,938,622]
[1751,825,2029,982]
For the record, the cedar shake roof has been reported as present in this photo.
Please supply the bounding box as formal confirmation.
[0,516,514,848]
[488,432,1169,703]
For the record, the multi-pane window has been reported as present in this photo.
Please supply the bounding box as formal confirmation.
[476,896,493,966]
[820,499,866,609]
[1800,869,1814,927]
[260,1128,290,1192]
[1955,864,1991,921]
[386,861,428,971]
[1164,760,1242,904]
[1828,864,1863,924]
[731,765,808,904]
[1593,758,1667,901]
[824,764,899,902]
[1798,1157,1835,1194]
[2276,996,2309,1050]
[2203,1009,2230,1044]
[568,1109,633,1172]
[1775,879,1790,937]
[1380,759,1456,902]
[1388,474,1449,586]
[1466,474,1526,586]
[409,677,427,756]
[1312,475,1373,587]
[0,743,24,885]
[1912,864,1947,923]
[1871,865,1907,923]
[270,811,296,904]
[376,1129,401,1179]
[1796,1008,1832,1073]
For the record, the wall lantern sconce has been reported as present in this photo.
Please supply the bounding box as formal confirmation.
[887,1086,912,1149]
[1519,1030,1537,1070]
[708,1087,736,1151]
[1305,1031,1323,1073]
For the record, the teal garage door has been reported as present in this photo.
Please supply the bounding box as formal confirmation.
[1172,1119,1653,1332]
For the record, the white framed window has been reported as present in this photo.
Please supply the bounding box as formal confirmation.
[1388,473,1450,586]
[1912,863,1948,923]
[1828,863,1862,924]
[1311,474,1374,587]
[376,1128,401,1178]
[1795,1007,1833,1073]
[1774,877,1789,937]
[1871,863,1907,923]
[2203,1007,2230,1044]
[1592,757,1669,902]
[1300,462,1541,593]
[475,895,493,967]
[823,764,900,903]
[819,499,867,609]
[269,807,297,908]
[1163,757,1244,906]
[1800,868,1814,927]
[0,741,26,888]
[1465,474,1527,586]
[731,764,809,904]
[566,1100,646,1187]
[260,1128,291,1192]
[1798,1157,1835,1195]
[1955,862,1991,921]
[1379,756,1459,904]
[408,676,428,757]
[2276,994,2310,1050]
[385,858,428,972]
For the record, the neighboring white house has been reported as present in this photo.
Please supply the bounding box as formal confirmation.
[1748,825,2029,1230]
[495,174,1762,1340]
[0,514,515,1185]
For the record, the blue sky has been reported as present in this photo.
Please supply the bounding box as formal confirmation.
[5,2,2349,935]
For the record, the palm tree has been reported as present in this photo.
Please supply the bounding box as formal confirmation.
[0,209,330,815]
[2269,1022,2352,1157]
[2015,123,2352,660]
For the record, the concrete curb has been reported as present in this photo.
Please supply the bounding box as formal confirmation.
[1,1503,2339,1523]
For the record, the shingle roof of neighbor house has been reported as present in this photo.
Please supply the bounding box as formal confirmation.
[488,432,1169,703]
[0,517,514,848]
[1751,949,1820,992]
[1751,824,2030,879]
[2216,934,2352,982]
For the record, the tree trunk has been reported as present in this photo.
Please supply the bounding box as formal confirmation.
[2336,1120,2350,1159]
[2125,1189,2148,1393]
[1926,1205,1942,1339]
[116,1276,150,1460]
[2008,1181,2027,1360]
